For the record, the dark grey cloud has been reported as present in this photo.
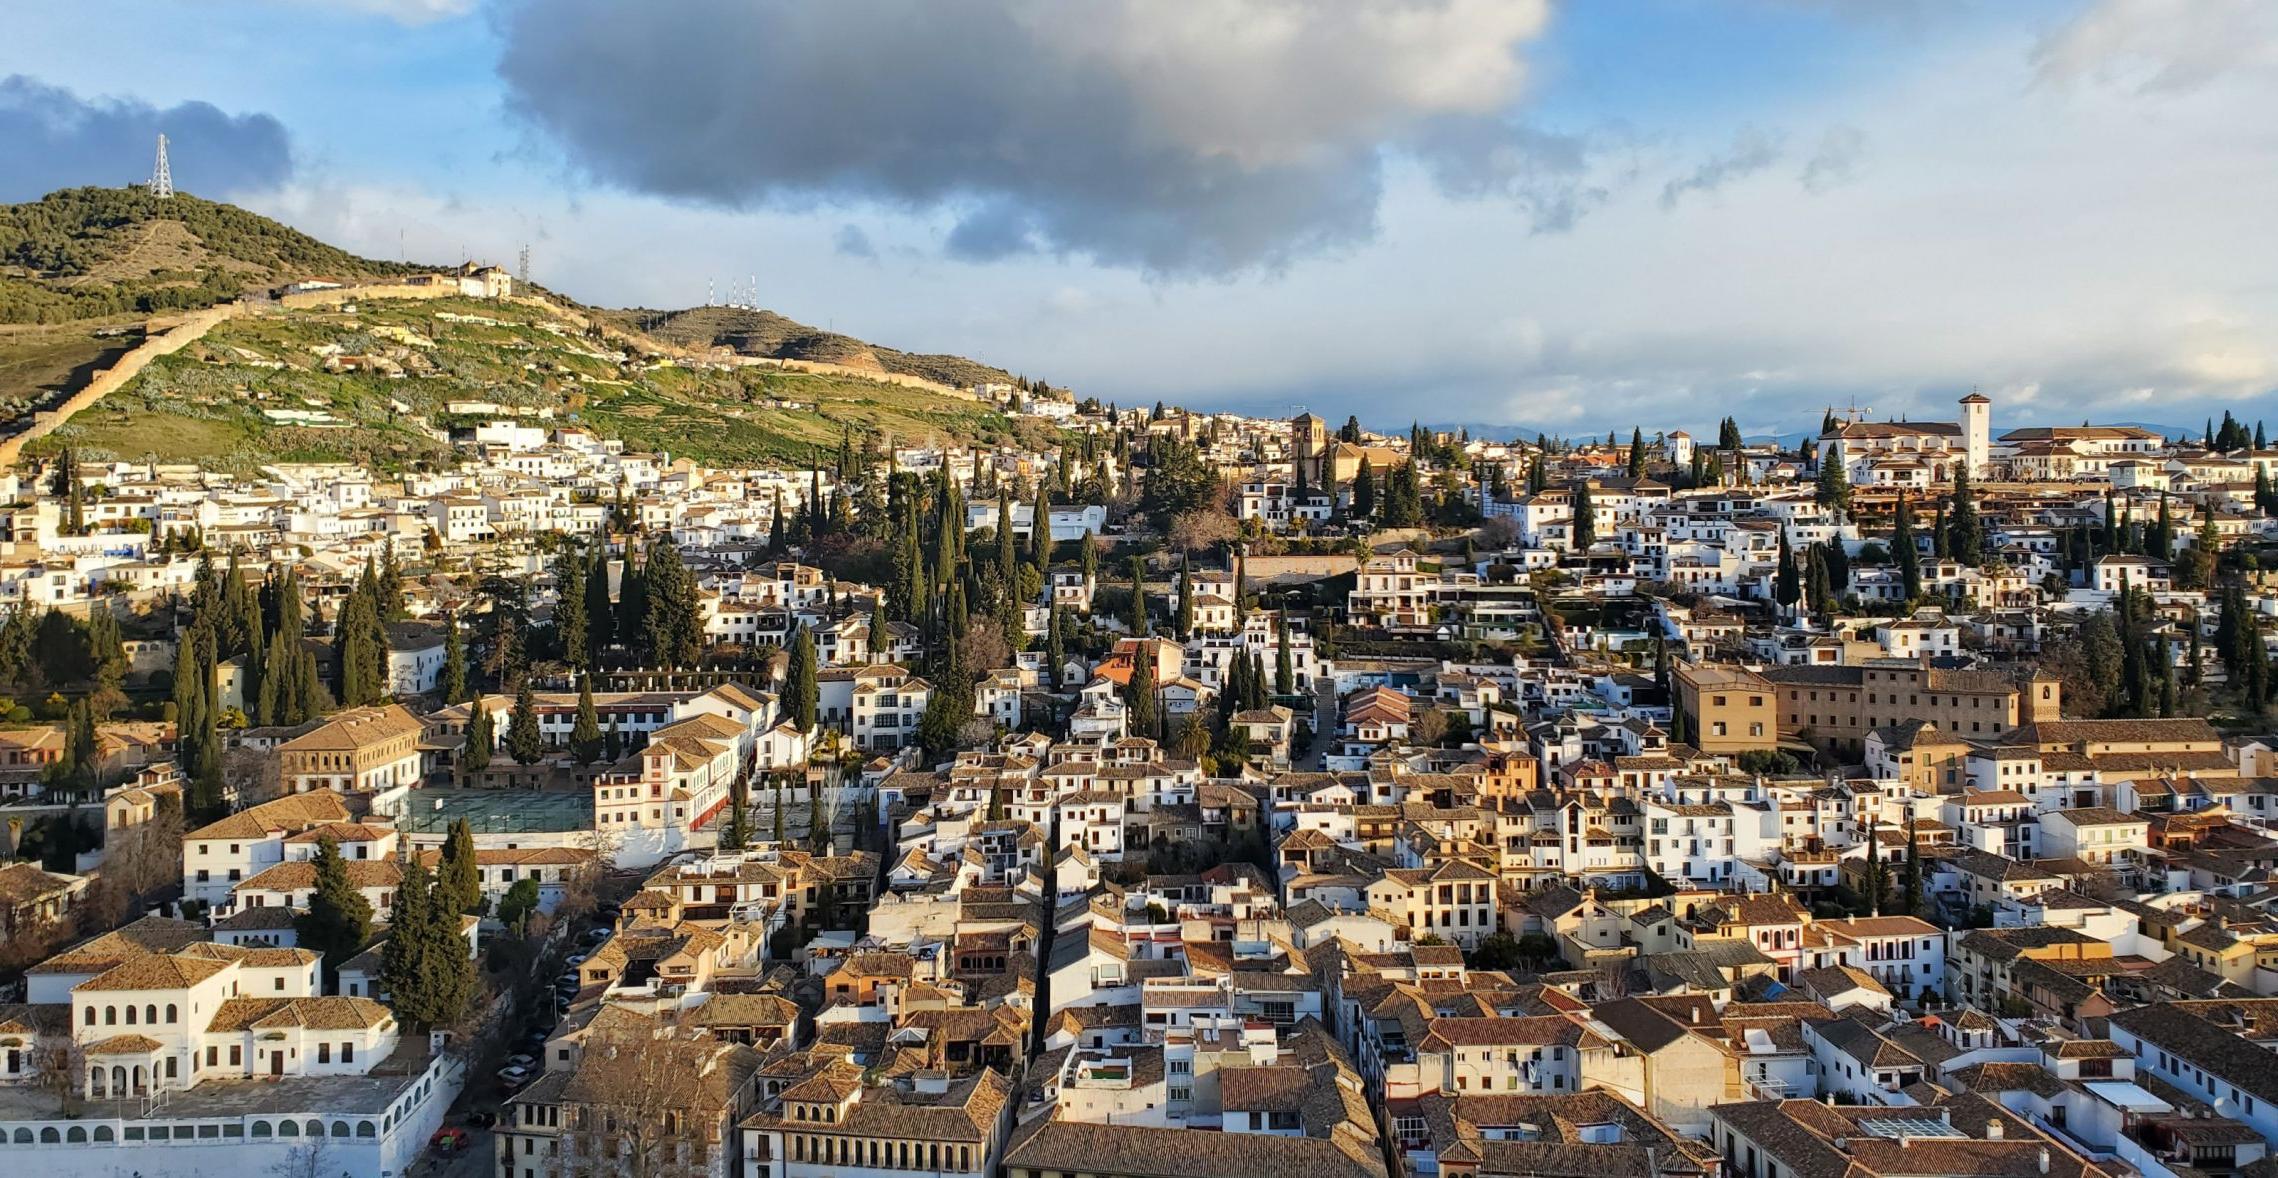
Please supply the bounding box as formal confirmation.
[492,0,1555,276]
[0,75,294,203]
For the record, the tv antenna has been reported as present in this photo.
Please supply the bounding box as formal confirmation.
[149,133,173,199]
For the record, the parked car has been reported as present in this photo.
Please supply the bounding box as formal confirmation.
[504,1054,536,1070]
[496,1065,532,1087]
[564,953,590,966]
[431,1127,469,1152]
[585,928,613,944]
[464,1111,497,1130]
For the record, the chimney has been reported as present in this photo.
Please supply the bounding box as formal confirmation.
[1986,1120,2003,1141]
[2039,1146,2051,1174]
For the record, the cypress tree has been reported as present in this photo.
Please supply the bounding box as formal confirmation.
[604,716,623,762]
[570,676,603,763]
[1352,461,1376,519]
[583,540,615,660]
[1774,530,1800,610]
[1175,559,1195,639]
[438,818,483,916]
[1125,647,1159,741]
[1571,481,1596,548]
[439,612,466,704]
[556,550,590,671]
[1276,614,1295,695]
[1893,491,1922,601]
[1127,557,1148,636]
[506,678,544,765]
[1045,598,1065,689]
[296,836,372,987]
[1627,428,1646,477]
[460,691,493,778]
[787,625,819,732]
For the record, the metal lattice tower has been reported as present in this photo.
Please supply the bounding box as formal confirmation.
[149,134,173,199]
[518,245,531,286]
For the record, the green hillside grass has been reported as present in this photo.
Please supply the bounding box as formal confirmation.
[25,295,1062,472]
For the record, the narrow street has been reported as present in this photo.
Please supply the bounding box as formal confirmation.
[1303,677,1340,769]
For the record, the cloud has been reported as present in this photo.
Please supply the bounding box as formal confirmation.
[493,0,1555,275]
[1658,127,1782,208]
[832,224,876,260]
[2033,0,2278,94]
[1406,116,1637,233]
[274,0,479,24]
[0,75,293,203]
[1798,125,1865,192]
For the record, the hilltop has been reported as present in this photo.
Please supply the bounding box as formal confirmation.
[0,188,1067,471]
[0,186,420,325]
[603,304,1046,394]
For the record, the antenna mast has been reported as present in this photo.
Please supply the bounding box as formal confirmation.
[149,134,173,199]
[517,245,531,287]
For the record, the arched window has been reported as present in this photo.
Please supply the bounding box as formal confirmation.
[357,1121,376,1137]
[251,1122,272,1138]
[65,1127,86,1143]
[38,1129,59,1144]
[166,1004,178,1023]
[93,1127,114,1143]
[331,1120,350,1138]
[278,1121,299,1137]
[83,1007,95,1026]
[105,1006,117,1025]
[124,1006,136,1026]
[144,1004,157,1024]
[12,1129,32,1144]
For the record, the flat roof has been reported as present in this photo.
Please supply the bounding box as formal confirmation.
[392,788,593,835]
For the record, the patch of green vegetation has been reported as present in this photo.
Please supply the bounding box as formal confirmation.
[0,186,419,324]
[25,294,1063,472]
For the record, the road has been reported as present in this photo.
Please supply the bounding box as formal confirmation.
[1303,678,1340,769]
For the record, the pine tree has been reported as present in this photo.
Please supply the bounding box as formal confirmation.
[296,836,372,986]
[506,677,544,765]
[438,818,483,916]
[570,675,603,763]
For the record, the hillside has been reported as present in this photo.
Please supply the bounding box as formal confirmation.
[609,305,1049,394]
[0,188,1065,471]
[23,293,1062,473]
[0,186,420,325]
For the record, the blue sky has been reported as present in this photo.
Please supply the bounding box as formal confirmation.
[4,0,2274,438]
